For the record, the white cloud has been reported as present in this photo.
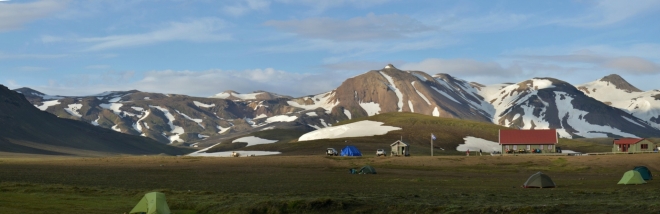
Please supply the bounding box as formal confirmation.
[276,0,392,13]
[32,68,360,97]
[85,65,110,70]
[223,0,270,16]
[16,66,48,72]
[79,18,231,51]
[551,0,660,27]
[40,35,64,43]
[5,79,19,89]
[436,13,529,33]
[0,52,68,60]
[603,57,660,74]
[0,0,67,32]
[400,58,522,77]
[264,13,433,41]
[510,51,660,75]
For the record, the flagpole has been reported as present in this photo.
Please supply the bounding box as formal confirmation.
[431,135,433,157]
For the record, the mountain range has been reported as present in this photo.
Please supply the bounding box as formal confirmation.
[13,64,660,149]
[0,85,188,156]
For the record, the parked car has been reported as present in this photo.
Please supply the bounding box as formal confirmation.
[376,149,386,157]
[327,148,338,156]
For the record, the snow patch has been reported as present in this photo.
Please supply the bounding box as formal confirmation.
[344,109,352,119]
[380,71,403,111]
[217,125,231,134]
[64,103,83,117]
[431,86,460,103]
[150,106,185,143]
[306,112,318,117]
[100,103,124,115]
[111,125,121,132]
[198,134,209,139]
[408,100,414,112]
[359,102,381,116]
[134,109,151,133]
[456,137,500,152]
[298,120,401,141]
[91,116,100,126]
[176,110,204,129]
[254,114,268,119]
[232,136,278,146]
[36,100,61,111]
[265,115,298,123]
[411,81,431,105]
[286,91,338,114]
[432,107,440,117]
[193,101,215,108]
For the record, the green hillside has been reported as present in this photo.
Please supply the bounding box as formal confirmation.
[208,112,610,155]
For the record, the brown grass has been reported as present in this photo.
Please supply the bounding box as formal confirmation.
[0,154,659,213]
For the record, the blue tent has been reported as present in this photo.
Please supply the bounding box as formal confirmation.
[633,166,653,180]
[341,145,362,156]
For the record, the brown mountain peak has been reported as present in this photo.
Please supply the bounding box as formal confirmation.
[600,74,642,92]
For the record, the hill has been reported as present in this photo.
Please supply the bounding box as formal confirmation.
[204,112,610,155]
[0,85,190,156]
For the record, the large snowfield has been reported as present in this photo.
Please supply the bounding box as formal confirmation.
[298,120,401,141]
[456,137,500,152]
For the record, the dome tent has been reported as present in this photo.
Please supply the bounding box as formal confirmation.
[129,192,171,214]
[359,165,377,174]
[340,145,362,156]
[523,172,556,188]
[618,170,646,185]
[633,166,652,180]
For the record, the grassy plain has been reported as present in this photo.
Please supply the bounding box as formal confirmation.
[0,153,659,213]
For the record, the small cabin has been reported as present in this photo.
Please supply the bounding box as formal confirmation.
[499,129,558,154]
[391,140,410,156]
[613,138,656,153]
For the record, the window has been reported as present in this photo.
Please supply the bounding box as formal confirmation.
[506,145,509,150]
[540,145,544,150]
[513,145,518,150]
[641,144,648,149]
[548,145,553,150]
[527,145,531,150]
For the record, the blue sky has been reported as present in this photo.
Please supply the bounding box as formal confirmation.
[1,0,659,97]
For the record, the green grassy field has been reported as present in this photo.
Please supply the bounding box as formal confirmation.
[0,154,658,213]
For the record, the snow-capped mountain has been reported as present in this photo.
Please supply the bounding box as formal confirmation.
[13,64,660,147]
[577,74,660,130]
[477,78,660,138]
[2,86,185,155]
[16,88,315,146]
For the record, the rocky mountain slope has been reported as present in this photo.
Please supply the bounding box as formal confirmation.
[475,78,659,138]
[14,65,660,148]
[1,85,188,156]
[577,74,660,130]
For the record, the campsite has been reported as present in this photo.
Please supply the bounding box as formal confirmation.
[0,153,659,213]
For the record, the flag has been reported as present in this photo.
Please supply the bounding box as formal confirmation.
[431,133,436,140]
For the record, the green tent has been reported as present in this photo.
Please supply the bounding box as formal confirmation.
[633,166,653,180]
[359,165,377,174]
[618,170,646,185]
[523,172,556,188]
[130,192,171,214]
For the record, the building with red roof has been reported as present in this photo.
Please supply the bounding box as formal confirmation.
[612,138,657,153]
[499,129,558,154]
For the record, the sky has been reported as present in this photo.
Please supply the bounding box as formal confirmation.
[1,0,659,97]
